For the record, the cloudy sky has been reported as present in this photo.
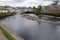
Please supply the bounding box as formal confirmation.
[0,0,56,7]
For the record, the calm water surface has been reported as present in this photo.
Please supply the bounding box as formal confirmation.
[0,14,60,40]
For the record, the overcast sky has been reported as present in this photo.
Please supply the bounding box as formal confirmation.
[0,0,56,7]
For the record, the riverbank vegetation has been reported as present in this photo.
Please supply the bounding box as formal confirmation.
[41,12,60,17]
[0,26,15,40]
[0,12,16,18]
[34,10,60,17]
[33,0,60,17]
[33,5,42,14]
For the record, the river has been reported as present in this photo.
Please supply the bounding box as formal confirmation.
[0,14,60,40]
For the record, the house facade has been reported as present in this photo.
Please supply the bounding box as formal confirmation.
[43,5,60,12]
[0,6,16,13]
[15,7,33,13]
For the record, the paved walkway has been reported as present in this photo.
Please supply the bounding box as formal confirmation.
[0,29,7,40]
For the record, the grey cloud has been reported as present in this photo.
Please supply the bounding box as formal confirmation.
[13,0,26,3]
[4,0,26,3]
[44,0,59,1]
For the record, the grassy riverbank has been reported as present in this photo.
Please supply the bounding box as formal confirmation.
[0,26,15,40]
[33,11,60,17]
[40,12,60,17]
[21,11,60,17]
[0,12,16,18]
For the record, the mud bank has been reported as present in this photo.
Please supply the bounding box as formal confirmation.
[22,15,60,26]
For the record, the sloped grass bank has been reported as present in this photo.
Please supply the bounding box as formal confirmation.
[35,12,60,17]
[21,11,60,17]
[42,12,60,17]
[0,12,16,18]
[0,26,15,40]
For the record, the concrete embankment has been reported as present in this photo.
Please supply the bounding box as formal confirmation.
[0,22,24,40]
[22,15,60,25]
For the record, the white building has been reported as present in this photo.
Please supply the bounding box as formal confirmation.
[0,9,8,13]
[15,7,33,13]
[0,6,16,13]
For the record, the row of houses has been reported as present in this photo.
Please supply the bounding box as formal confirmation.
[0,6,33,13]
[43,5,60,12]
[15,7,33,13]
[0,6,16,13]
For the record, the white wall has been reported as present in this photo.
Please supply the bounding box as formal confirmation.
[0,10,8,13]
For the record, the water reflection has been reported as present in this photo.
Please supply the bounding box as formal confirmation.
[0,14,60,40]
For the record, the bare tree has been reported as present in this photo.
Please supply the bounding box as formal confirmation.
[52,0,59,11]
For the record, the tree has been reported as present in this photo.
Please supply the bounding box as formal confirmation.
[29,7,31,9]
[52,0,59,6]
[37,5,42,11]
[33,6,36,12]
[33,5,42,16]
[52,0,59,11]
[33,5,42,14]
[33,6,36,10]
[33,6,37,14]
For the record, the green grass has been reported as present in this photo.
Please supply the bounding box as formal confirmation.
[0,12,16,18]
[42,12,60,17]
[0,26,15,40]
[35,12,60,17]
[0,8,8,10]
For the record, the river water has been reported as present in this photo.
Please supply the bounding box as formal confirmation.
[0,14,60,40]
